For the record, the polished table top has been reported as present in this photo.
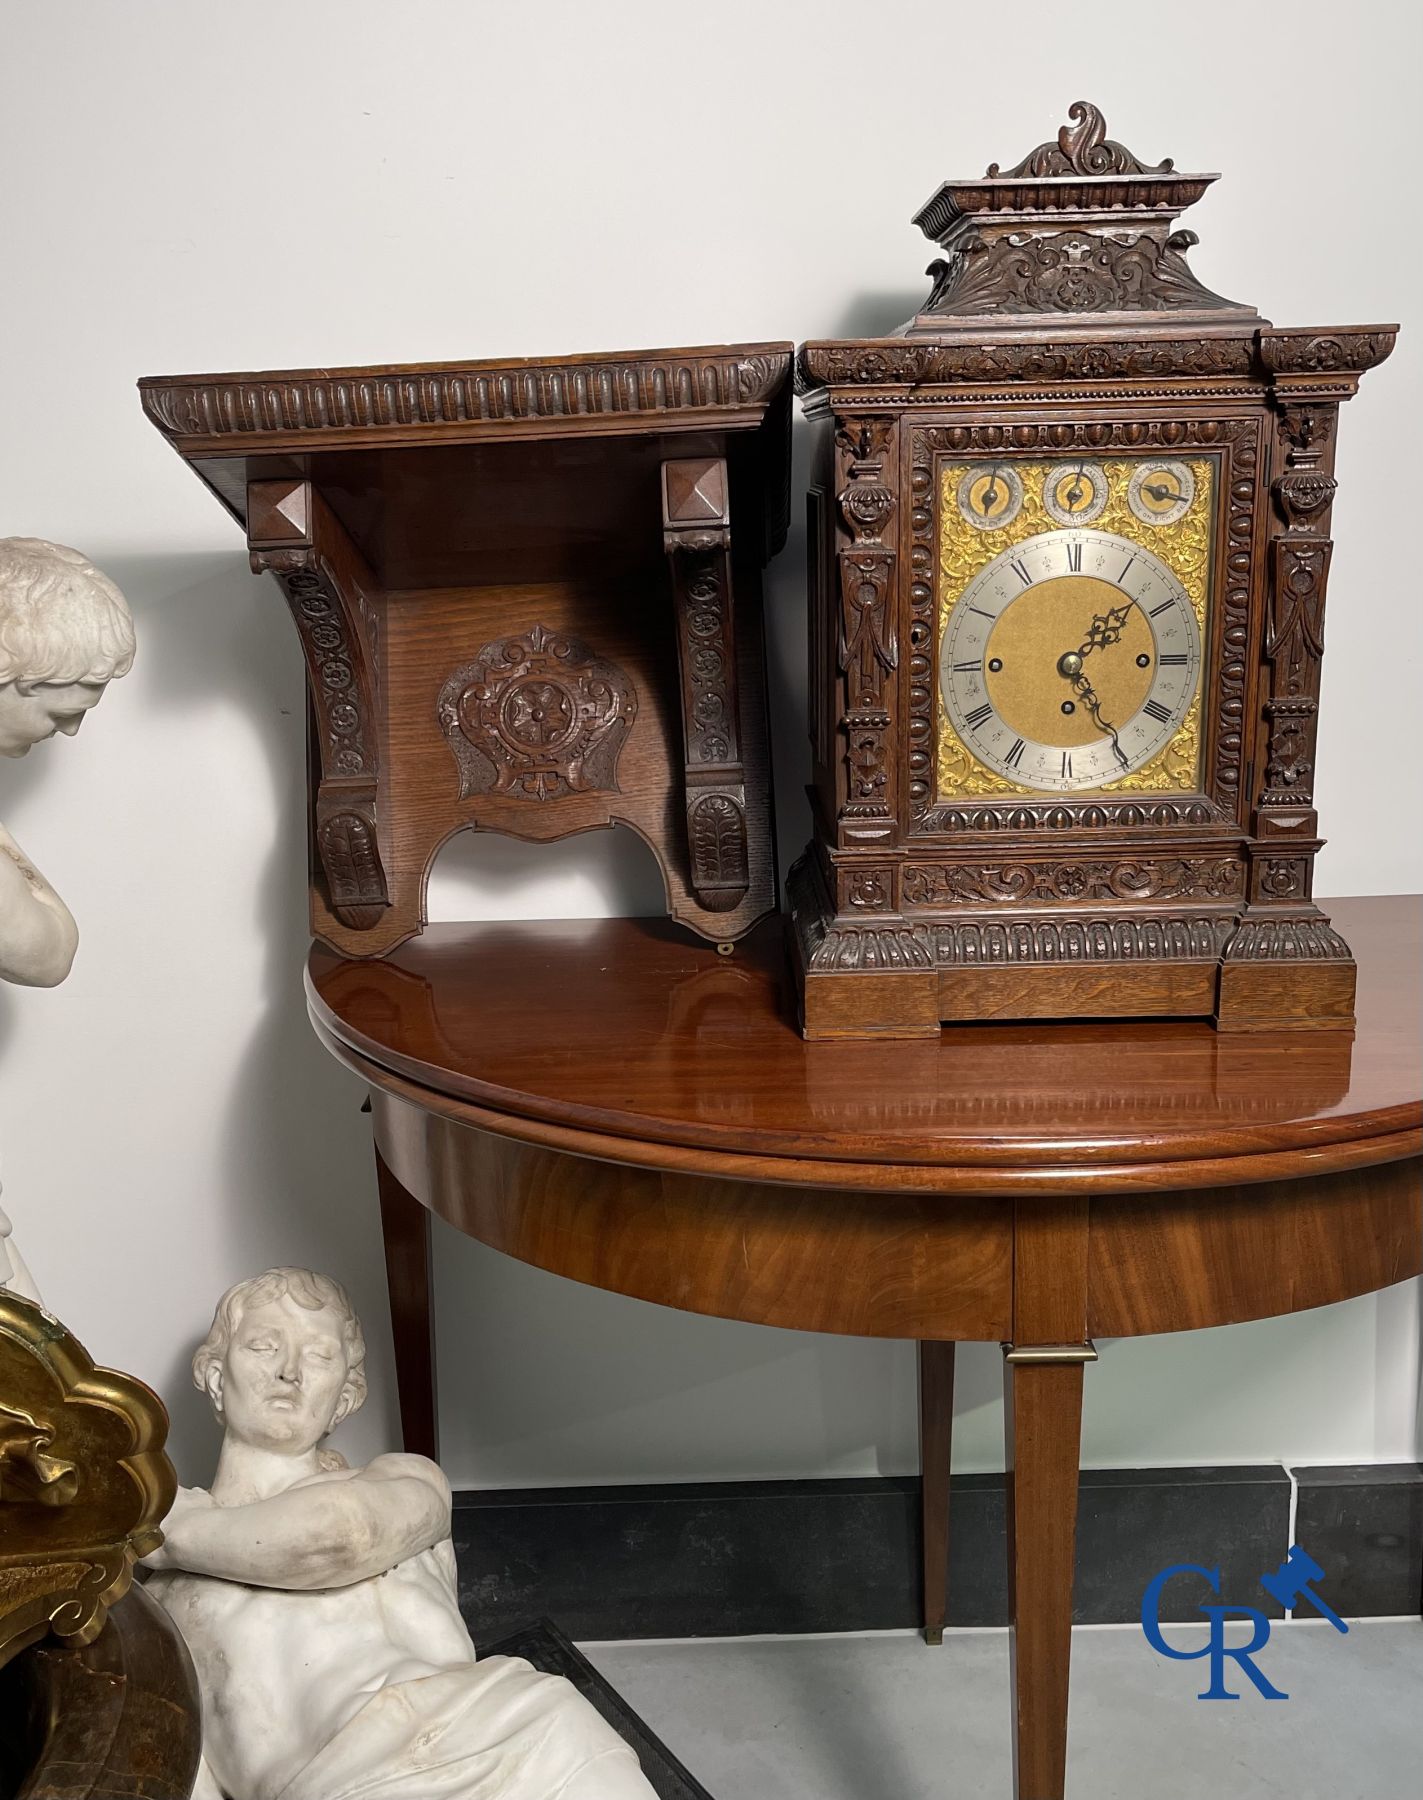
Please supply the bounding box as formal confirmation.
[308,894,1422,1195]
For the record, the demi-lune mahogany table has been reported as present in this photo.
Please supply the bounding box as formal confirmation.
[307,893,1421,1800]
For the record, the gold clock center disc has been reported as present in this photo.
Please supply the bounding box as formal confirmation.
[983,575,1156,748]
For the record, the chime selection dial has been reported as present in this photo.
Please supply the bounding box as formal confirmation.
[1043,461,1109,526]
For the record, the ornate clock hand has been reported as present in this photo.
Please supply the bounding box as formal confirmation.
[979,468,1002,518]
[1142,479,1185,505]
[1064,463,1087,512]
[1072,671,1130,769]
[1077,602,1135,656]
[1056,636,1131,770]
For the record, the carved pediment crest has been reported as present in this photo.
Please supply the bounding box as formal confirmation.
[986,100,1173,180]
[904,102,1249,331]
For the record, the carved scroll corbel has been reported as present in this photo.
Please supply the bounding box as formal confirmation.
[247,479,390,930]
[662,458,750,914]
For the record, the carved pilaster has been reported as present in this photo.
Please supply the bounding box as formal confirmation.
[836,419,899,842]
[662,458,749,913]
[247,480,390,930]
[1246,324,1396,894]
[1254,398,1341,890]
[1216,346,1381,1025]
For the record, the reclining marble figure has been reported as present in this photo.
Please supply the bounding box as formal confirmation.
[145,1268,658,1800]
[0,537,136,1304]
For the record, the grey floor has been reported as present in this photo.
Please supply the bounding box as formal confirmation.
[586,1620,1423,1799]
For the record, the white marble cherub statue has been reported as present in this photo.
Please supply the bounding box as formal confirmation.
[144,1269,658,1800]
[0,537,136,1302]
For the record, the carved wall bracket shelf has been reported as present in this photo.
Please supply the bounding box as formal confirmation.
[141,344,793,954]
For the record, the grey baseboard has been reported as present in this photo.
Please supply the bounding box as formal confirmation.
[452,1463,1422,1644]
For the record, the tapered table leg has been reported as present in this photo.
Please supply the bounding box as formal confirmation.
[1005,1196,1093,1800]
[1004,1349,1091,1799]
[375,1141,440,1461]
[918,1339,955,1645]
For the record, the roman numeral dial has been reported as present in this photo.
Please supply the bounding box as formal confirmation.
[938,524,1203,795]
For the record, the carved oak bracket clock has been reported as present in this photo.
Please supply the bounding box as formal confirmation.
[791,102,1396,1038]
[140,345,792,954]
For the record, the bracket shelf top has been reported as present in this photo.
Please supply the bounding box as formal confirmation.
[140,341,794,583]
[139,341,793,456]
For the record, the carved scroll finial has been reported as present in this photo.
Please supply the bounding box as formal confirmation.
[987,101,1174,180]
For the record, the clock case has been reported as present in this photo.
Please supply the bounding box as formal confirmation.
[790,102,1396,1039]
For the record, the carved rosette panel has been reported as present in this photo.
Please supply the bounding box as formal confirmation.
[251,498,390,931]
[437,626,636,804]
[844,866,893,911]
[908,418,1258,823]
[901,857,1242,909]
[1250,855,1313,903]
[836,420,899,828]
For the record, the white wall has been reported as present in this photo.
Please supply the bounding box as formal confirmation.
[1,0,1417,1488]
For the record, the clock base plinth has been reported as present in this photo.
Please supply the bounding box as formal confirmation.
[788,854,941,1039]
[1216,907,1357,1033]
[789,851,1247,1038]
[788,856,1359,1038]
[798,966,944,1042]
[798,959,1227,1041]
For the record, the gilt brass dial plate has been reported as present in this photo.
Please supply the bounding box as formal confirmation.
[936,455,1215,798]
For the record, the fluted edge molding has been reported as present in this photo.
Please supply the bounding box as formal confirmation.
[141,347,793,442]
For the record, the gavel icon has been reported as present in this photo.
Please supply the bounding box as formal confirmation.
[1259,1545,1349,1633]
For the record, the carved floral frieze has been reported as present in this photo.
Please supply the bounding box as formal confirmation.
[901,857,1242,908]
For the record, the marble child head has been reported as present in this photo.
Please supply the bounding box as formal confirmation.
[193,1268,368,1458]
[0,538,135,757]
